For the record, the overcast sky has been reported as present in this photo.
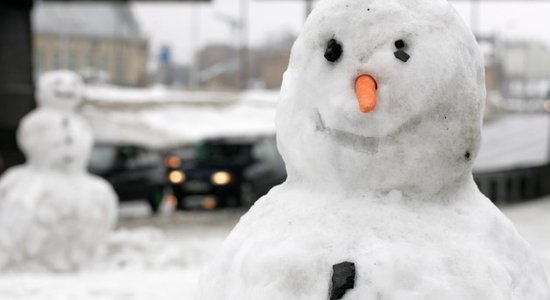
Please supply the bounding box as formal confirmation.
[131,0,550,65]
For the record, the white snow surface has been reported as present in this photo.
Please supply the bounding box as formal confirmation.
[198,0,549,299]
[81,88,278,149]
[0,167,117,272]
[0,199,547,300]
[0,207,241,300]
[85,85,279,105]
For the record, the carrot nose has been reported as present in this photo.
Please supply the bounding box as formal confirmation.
[355,74,378,113]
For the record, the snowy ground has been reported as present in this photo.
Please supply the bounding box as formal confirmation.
[0,198,548,300]
[0,206,242,300]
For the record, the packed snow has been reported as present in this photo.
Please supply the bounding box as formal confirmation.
[36,70,85,110]
[198,0,549,299]
[0,207,242,300]
[85,85,279,106]
[0,199,547,300]
[0,71,117,272]
[0,0,548,299]
[80,88,278,149]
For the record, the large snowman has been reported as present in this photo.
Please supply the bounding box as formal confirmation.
[197,0,549,299]
[0,71,117,272]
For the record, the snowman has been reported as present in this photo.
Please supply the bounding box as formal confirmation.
[0,70,117,272]
[197,0,549,299]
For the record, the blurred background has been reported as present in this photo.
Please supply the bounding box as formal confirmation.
[0,0,549,299]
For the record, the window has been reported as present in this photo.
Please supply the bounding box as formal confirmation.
[53,51,61,69]
[116,53,125,83]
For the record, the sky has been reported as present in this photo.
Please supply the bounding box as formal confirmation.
[131,0,550,65]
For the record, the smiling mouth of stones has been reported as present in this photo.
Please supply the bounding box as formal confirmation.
[314,109,380,154]
[54,91,76,99]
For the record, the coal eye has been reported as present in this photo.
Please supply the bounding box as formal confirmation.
[324,39,343,63]
[394,39,406,49]
[393,39,410,63]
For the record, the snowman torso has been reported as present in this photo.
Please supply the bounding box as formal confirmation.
[0,167,117,271]
[197,0,549,298]
[199,184,548,300]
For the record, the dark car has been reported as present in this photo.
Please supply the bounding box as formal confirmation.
[168,136,286,210]
[88,143,167,213]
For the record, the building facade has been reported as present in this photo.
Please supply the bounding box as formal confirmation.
[33,2,148,86]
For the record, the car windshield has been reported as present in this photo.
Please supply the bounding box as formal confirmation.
[195,142,254,166]
[88,145,117,173]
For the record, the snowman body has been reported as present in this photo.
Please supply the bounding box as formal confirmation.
[197,0,549,298]
[198,182,548,299]
[0,71,117,272]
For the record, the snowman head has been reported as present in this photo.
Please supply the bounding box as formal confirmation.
[17,109,93,173]
[276,0,485,197]
[37,70,85,111]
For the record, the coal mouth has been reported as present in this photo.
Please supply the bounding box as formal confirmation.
[314,109,380,154]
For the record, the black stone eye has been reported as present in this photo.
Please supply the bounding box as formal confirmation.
[393,39,410,63]
[394,39,406,49]
[324,39,343,63]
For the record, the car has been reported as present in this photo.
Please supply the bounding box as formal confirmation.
[0,153,4,175]
[88,143,168,213]
[167,136,286,210]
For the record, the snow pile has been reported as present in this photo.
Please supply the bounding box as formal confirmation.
[85,85,279,106]
[474,113,550,172]
[198,0,550,299]
[502,198,550,275]
[80,93,277,149]
[0,269,200,300]
[0,199,547,300]
[93,227,219,271]
[0,207,241,300]
[0,70,117,272]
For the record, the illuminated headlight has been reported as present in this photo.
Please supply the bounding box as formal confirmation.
[211,171,232,185]
[168,170,186,184]
[201,196,217,210]
[165,155,182,169]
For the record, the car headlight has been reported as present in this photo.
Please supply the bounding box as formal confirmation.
[211,171,232,185]
[168,170,186,184]
[165,155,182,169]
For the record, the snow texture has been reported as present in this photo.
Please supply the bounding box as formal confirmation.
[197,0,550,299]
[81,88,278,149]
[0,199,547,300]
[0,71,117,272]
[0,206,240,300]
[37,70,85,111]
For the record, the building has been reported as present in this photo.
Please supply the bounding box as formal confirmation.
[33,2,149,86]
[478,35,550,100]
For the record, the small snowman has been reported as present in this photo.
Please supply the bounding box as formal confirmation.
[197,0,549,299]
[0,70,117,272]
